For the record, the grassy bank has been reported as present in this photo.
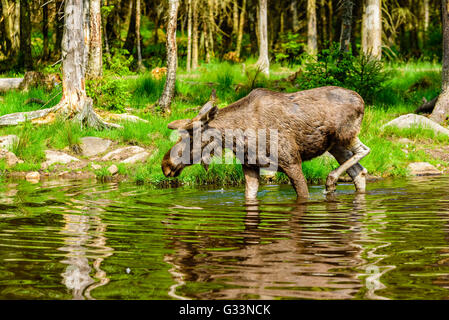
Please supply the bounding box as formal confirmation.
[0,61,448,186]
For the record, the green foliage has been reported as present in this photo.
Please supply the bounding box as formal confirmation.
[86,77,130,113]
[297,44,387,104]
[103,48,134,76]
[274,33,305,66]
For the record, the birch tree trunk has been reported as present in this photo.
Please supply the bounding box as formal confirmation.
[291,0,299,32]
[307,0,317,56]
[256,0,269,77]
[157,0,179,113]
[186,0,192,71]
[135,0,145,72]
[192,0,199,69]
[362,0,382,59]
[430,0,449,124]
[87,0,103,78]
[339,0,354,52]
[235,0,246,58]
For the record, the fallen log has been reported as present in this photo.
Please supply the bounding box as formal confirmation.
[0,78,23,92]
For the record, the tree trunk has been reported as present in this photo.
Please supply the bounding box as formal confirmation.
[328,0,333,43]
[207,0,214,58]
[55,0,64,58]
[87,0,103,79]
[339,0,353,52]
[424,0,430,31]
[362,0,382,59]
[135,0,145,72]
[18,0,32,70]
[235,0,246,58]
[307,0,317,56]
[123,0,136,54]
[186,0,192,71]
[192,0,199,69]
[291,0,299,32]
[256,0,269,77]
[157,0,179,113]
[0,0,119,129]
[43,1,49,60]
[320,0,328,44]
[233,0,239,35]
[203,13,211,63]
[430,0,449,124]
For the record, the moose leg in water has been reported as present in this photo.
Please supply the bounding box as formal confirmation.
[279,158,309,199]
[329,145,368,192]
[326,138,370,193]
[243,166,260,199]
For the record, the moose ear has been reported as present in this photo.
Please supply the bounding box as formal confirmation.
[193,101,219,124]
[167,119,192,130]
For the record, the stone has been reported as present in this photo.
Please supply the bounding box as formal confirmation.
[91,163,102,170]
[101,146,146,162]
[107,164,119,175]
[397,138,413,145]
[26,171,40,183]
[121,151,151,164]
[0,149,23,167]
[407,162,442,176]
[382,114,449,136]
[0,135,18,150]
[80,137,112,157]
[42,150,80,169]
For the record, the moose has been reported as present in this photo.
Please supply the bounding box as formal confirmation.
[162,87,370,199]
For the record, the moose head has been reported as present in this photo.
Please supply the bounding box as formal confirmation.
[162,92,219,178]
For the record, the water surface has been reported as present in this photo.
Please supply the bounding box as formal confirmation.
[1,177,449,300]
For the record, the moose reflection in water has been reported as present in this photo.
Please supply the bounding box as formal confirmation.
[163,194,373,300]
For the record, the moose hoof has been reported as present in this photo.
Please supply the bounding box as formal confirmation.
[325,173,338,193]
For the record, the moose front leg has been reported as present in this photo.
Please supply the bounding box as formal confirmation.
[329,145,368,192]
[280,161,309,199]
[243,166,260,200]
[326,138,370,193]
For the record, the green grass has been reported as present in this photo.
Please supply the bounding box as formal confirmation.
[0,60,448,186]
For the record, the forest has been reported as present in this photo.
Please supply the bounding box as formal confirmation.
[0,0,448,185]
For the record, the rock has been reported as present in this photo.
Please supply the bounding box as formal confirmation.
[407,162,442,176]
[107,164,119,175]
[80,137,112,157]
[121,151,151,164]
[91,163,102,170]
[0,135,18,150]
[101,146,146,162]
[398,138,413,145]
[382,114,449,136]
[26,171,40,183]
[42,150,80,169]
[0,149,23,167]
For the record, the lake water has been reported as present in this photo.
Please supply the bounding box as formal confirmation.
[0,176,449,300]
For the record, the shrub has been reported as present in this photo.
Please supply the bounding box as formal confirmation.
[86,77,130,113]
[296,44,387,104]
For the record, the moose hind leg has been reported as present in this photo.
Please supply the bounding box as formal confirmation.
[326,138,370,193]
[243,166,260,200]
[329,145,368,192]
